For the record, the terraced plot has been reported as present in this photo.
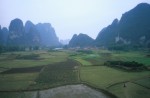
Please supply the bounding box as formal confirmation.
[30,59,80,89]
[1,66,44,74]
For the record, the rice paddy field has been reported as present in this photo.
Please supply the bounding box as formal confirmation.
[0,49,149,98]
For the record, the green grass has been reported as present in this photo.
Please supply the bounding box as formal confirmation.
[0,50,69,91]
[0,92,35,98]
[111,51,150,66]
[71,52,100,66]
[0,50,150,98]
[0,73,39,90]
[108,82,150,98]
[134,78,150,88]
[29,59,80,89]
[0,51,68,68]
[80,66,150,89]
[75,58,92,66]
[71,49,150,98]
[74,50,150,67]
[80,65,150,98]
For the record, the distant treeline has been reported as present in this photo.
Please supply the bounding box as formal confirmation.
[76,50,93,54]
[0,45,39,53]
[104,61,147,71]
[107,44,150,51]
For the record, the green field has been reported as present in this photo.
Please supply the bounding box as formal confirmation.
[108,82,150,98]
[29,59,80,89]
[0,49,150,98]
[0,51,68,68]
[80,66,150,98]
[80,66,150,88]
[72,50,150,98]
[0,73,39,91]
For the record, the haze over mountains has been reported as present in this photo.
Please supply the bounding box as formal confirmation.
[0,3,150,48]
[69,3,150,48]
[69,33,94,47]
[0,19,60,47]
[95,3,150,48]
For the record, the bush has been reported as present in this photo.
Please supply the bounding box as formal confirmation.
[104,61,147,71]
[16,54,40,60]
[76,50,93,54]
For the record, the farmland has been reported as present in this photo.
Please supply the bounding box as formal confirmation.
[0,49,150,98]
[29,59,80,89]
[70,49,150,98]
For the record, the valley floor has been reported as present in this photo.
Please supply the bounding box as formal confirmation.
[0,49,149,98]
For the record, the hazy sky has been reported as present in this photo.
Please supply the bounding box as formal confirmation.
[0,0,150,40]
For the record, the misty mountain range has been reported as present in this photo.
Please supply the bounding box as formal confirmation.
[95,3,150,48]
[0,19,60,47]
[0,3,150,48]
[69,3,150,48]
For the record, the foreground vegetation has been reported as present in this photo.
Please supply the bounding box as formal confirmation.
[80,66,150,98]
[71,49,150,98]
[29,59,79,89]
[0,49,149,98]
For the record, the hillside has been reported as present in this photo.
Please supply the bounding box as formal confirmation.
[0,18,60,47]
[95,3,150,48]
[69,33,94,47]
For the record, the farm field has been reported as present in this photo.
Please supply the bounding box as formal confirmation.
[29,59,80,89]
[0,49,150,98]
[0,72,39,91]
[0,50,84,98]
[0,50,68,68]
[80,66,150,98]
[72,50,150,67]
[72,49,150,98]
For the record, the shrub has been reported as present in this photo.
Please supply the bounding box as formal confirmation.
[104,61,147,71]
[76,50,93,54]
[16,54,40,60]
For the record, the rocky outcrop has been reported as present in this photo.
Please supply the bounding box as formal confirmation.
[36,23,60,47]
[0,26,9,45]
[7,18,25,45]
[2,18,60,47]
[25,21,41,46]
[69,33,94,47]
[95,19,119,46]
[95,3,150,48]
